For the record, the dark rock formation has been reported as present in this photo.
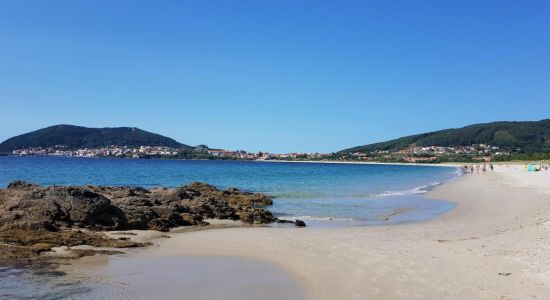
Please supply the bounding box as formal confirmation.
[0,228,144,266]
[0,181,306,265]
[294,219,306,227]
[0,181,278,232]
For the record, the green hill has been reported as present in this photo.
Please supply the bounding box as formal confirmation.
[340,120,550,154]
[0,125,192,152]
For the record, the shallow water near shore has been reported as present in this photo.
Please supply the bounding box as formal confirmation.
[0,255,305,299]
[0,266,91,299]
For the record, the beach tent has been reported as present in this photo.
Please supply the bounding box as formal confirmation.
[526,164,541,172]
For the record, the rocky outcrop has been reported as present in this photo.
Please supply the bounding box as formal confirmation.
[0,228,144,266]
[0,181,307,267]
[0,181,279,232]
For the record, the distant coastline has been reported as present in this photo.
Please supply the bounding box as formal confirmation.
[4,153,547,169]
[251,159,464,168]
[4,152,547,166]
[2,120,550,163]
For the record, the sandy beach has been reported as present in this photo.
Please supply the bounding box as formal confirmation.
[65,164,550,299]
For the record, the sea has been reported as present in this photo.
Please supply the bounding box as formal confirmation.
[0,156,461,299]
[0,156,461,226]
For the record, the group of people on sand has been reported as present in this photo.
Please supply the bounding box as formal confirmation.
[463,163,493,174]
[462,163,549,173]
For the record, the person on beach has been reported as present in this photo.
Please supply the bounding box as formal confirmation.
[476,165,480,174]
[490,164,494,171]
[482,165,487,174]
[470,165,474,173]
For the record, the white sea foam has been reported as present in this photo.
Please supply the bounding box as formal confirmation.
[374,181,442,197]
[284,216,355,221]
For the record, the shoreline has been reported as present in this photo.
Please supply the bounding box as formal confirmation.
[62,165,550,299]
[253,159,463,167]
[5,154,545,169]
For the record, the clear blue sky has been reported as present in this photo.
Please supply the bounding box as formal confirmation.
[1,1,549,153]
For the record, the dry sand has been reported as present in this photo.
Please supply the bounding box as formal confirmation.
[65,165,550,299]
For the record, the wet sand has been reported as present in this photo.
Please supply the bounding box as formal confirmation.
[65,255,304,300]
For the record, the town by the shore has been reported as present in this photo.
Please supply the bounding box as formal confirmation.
[58,164,550,299]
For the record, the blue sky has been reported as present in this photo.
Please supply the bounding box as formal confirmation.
[1,1,549,153]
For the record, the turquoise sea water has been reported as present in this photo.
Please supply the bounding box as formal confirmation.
[0,156,460,299]
[0,156,460,226]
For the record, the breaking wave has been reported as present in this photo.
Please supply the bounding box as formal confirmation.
[372,181,442,197]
